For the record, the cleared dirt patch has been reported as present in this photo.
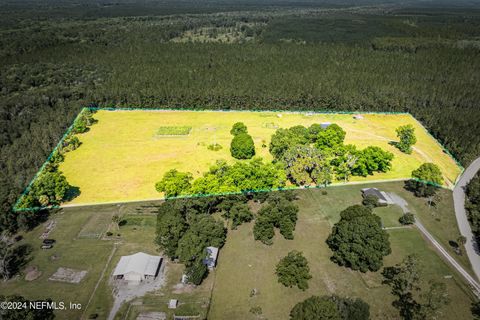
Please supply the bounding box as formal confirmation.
[49,267,88,284]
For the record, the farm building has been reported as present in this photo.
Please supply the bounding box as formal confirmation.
[361,188,394,205]
[203,246,219,269]
[112,252,162,283]
[320,122,331,129]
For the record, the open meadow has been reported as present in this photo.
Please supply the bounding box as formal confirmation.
[209,186,475,320]
[1,181,474,319]
[56,109,461,206]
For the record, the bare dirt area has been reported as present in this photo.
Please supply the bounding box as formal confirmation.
[49,267,88,284]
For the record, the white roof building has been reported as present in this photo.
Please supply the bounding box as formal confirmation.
[320,122,332,129]
[203,246,219,269]
[168,299,178,309]
[112,252,162,282]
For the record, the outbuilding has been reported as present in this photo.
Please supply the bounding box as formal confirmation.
[112,252,162,283]
[320,122,331,129]
[361,188,394,205]
[203,246,219,269]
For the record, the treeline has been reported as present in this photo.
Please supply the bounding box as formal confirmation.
[466,173,480,243]
[0,63,102,233]
[2,5,480,236]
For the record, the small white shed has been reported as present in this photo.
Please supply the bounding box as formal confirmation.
[203,246,219,269]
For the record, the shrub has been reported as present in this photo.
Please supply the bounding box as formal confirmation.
[250,306,262,315]
[362,194,379,209]
[399,213,415,225]
[207,143,222,151]
[185,259,208,285]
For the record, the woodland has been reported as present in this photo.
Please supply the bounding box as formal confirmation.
[1,0,480,233]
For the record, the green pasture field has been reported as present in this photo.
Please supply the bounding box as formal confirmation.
[1,182,473,319]
[48,109,462,206]
[209,186,475,320]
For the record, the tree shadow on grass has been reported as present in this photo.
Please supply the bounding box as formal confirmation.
[64,186,81,202]
[389,140,399,149]
[8,244,33,278]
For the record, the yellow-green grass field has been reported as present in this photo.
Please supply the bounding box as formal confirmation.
[58,110,462,205]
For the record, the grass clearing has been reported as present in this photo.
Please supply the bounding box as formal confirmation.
[1,182,474,319]
[209,187,475,320]
[0,208,114,319]
[55,110,461,206]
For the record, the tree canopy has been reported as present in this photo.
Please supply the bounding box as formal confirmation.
[155,198,227,285]
[276,250,312,290]
[315,124,346,150]
[327,205,391,272]
[19,170,71,208]
[382,254,450,319]
[290,296,341,320]
[155,169,193,198]
[466,172,480,244]
[223,202,253,229]
[396,124,417,154]
[411,163,444,186]
[155,202,187,258]
[0,295,55,320]
[254,194,299,244]
[290,295,370,320]
[190,158,286,195]
[230,122,248,136]
[230,132,255,159]
[283,145,332,186]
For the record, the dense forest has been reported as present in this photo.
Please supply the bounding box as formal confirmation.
[1,0,480,233]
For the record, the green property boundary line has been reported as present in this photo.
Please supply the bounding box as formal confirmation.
[12,107,464,212]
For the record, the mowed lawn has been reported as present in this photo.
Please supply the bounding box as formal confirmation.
[209,187,475,320]
[58,110,462,205]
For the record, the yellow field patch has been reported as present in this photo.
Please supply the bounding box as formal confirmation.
[57,110,462,205]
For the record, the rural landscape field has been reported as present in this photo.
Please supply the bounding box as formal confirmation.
[2,0,480,319]
[51,109,461,205]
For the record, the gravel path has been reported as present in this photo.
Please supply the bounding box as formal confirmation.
[453,157,480,282]
[387,192,480,295]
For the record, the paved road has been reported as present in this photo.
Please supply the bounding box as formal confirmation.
[453,157,480,282]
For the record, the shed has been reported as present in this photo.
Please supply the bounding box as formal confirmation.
[353,114,364,120]
[320,122,331,129]
[112,252,162,283]
[203,246,219,269]
[168,299,178,309]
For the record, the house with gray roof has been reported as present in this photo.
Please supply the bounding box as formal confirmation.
[361,187,394,205]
